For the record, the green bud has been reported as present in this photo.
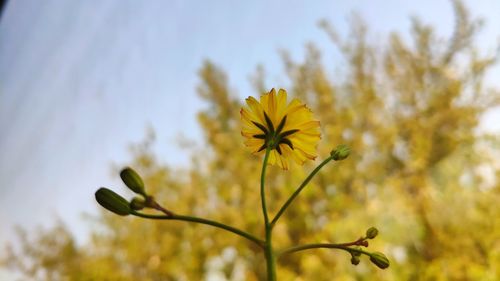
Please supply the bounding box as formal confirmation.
[369,252,390,269]
[330,144,351,161]
[120,167,146,196]
[350,255,360,265]
[95,188,131,216]
[366,227,379,239]
[130,197,146,210]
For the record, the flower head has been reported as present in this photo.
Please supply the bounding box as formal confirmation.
[241,88,321,169]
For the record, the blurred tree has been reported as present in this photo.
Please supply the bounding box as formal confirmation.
[3,1,500,280]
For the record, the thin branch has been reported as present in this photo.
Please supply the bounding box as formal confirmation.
[271,156,334,227]
[278,242,371,258]
[149,200,175,217]
[130,211,264,247]
[261,148,272,227]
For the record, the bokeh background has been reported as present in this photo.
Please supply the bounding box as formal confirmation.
[1,0,499,280]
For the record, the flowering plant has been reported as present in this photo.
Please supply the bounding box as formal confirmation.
[95,88,389,280]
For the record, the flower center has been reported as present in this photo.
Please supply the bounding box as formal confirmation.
[252,112,299,154]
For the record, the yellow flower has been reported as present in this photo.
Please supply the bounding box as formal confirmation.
[240,88,321,170]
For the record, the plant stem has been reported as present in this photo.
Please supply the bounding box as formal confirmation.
[264,225,276,280]
[149,200,175,217]
[260,148,276,281]
[271,156,333,227]
[261,147,271,227]
[278,243,372,258]
[130,211,264,247]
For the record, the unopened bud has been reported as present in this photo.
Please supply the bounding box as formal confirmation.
[350,255,360,265]
[369,252,390,269]
[330,144,350,161]
[130,197,146,210]
[366,227,379,239]
[95,188,131,216]
[120,167,146,196]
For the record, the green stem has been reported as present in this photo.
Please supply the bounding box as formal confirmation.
[261,148,271,226]
[130,211,264,247]
[271,156,333,227]
[264,226,276,280]
[278,243,372,258]
[260,148,276,281]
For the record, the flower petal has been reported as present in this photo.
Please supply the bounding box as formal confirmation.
[246,97,265,124]
[241,88,321,170]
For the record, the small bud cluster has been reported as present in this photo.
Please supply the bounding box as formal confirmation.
[347,226,390,269]
[95,167,174,217]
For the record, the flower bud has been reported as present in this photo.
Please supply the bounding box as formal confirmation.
[352,247,362,257]
[366,227,379,239]
[95,188,131,216]
[130,197,146,210]
[330,144,350,161]
[369,252,390,269]
[120,167,146,196]
[350,255,360,265]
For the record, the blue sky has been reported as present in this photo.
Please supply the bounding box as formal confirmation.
[1,1,499,277]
